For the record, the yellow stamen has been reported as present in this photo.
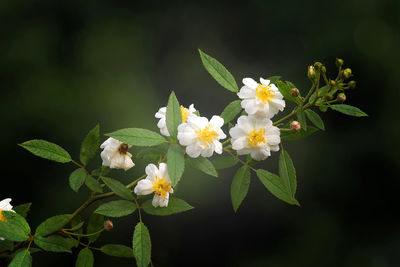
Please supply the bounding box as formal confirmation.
[0,210,6,222]
[152,177,172,197]
[256,83,275,103]
[248,128,266,147]
[180,106,189,122]
[196,125,218,145]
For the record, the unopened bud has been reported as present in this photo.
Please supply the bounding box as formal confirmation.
[321,66,326,73]
[308,66,315,79]
[324,93,333,100]
[335,58,344,67]
[314,62,323,70]
[290,121,301,131]
[348,81,356,89]
[104,220,113,231]
[329,80,336,87]
[290,88,300,97]
[343,68,352,79]
[337,93,346,102]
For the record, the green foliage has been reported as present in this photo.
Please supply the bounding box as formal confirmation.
[69,168,87,193]
[0,239,13,252]
[75,248,94,267]
[133,222,151,267]
[167,144,185,186]
[186,156,218,177]
[87,213,103,243]
[100,244,134,258]
[13,203,32,218]
[296,108,307,131]
[281,126,318,141]
[35,214,70,236]
[84,175,103,193]
[276,80,301,104]
[34,235,78,253]
[106,128,166,147]
[95,200,136,217]
[211,156,238,169]
[166,91,182,139]
[198,49,238,93]
[231,166,251,212]
[8,249,32,267]
[19,140,71,163]
[80,124,100,166]
[135,145,168,162]
[0,211,30,242]
[220,100,242,125]
[304,109,325,130]
[142,198,194,216]
[279,149,297,200]
[267,76,281,84]
[330,104,368,117]
[101,177,134,201]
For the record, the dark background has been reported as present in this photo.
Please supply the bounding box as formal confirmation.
[1,0,400,266]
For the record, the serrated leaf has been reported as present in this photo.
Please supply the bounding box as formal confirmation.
[135,145,168,162]
[186,156,218,177]
[69,168,87,193]
[87,213,103,243]
[220,100,242,125]
[330,104,368,117]
[198,49,238,93]
[296,108,307,131]
[231,166,251,212]
[256,169,299,206]
[75,248,94,267]
[95,200,136,217]
[281,126,318,141]
[85,175,103,193]
[309,85,330,104]
[69,221,84,232]
[13,203,32,218]
[80,124,100,165]
[166,91,182,139]
[267,76,281,84]
[34,235,78,253]
[279,149,297,199]
[304,109,325,130]
[100,244,134,258]
[142,198,194,216]
[101,177,134,201]
[0,239,13,252]
[275,80,301,104]
[133,222,151,267]
[19,140,71,163]
[35,214,70,236]
[8,249,32,267]
[0,212,30,242]
[91,166,110,177]
[211,156,238,169]
[106,128,166,147]
[167,144,185,186]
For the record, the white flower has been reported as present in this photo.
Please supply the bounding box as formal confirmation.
[100,138,135,171]
[134,163,173,207]
[177,115,226,158]
[238,77,285,118]
[229,115,281,161]
[0,198,15,240]
[155,104,197,136]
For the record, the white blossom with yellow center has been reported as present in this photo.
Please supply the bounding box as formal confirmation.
[0,198,15,240]
[134,163,173,207]
[100,137,135,171]
[177,115,226,158]
[229,115,281,161]
[155,104,197,136]
[238,77,285,119]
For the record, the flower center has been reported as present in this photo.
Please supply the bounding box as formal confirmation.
[152,177,172,197]
[118,143,129,155]
[256,84,275,103]
[196,125,218,145]
[248,128,266,147]
[0,210,6,222]
[180,106,189,122]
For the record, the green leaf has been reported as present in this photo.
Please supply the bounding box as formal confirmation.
[319,105,328,112]
[69,221,84,232]
[69,168,87,193]
[91,166,110,177]
[19,140,71,163]
[279,149,297,199]
[281,126,318,141]
[8,249,32,267]
[275,80,301,104]
[142,198,194,216]
[87,213,103,243]
[85,175,103,193]
[211,156,238,169]
[167,144,185,186]
[133,222,151,267]
[106,128,166,147]
[166,91,182,139]
[220,100,242,125]
[267,76,281,84]
[75,248,94,267]
[101,177,134,201]
[198,49,238,93]
[35,214,70,236]
[309,85,330,104]
[231,166,251,212]
[34,235,78,253]
[100,244,134,258]
[330,104,368,117]
[13,203,32,218]
[256,169,299,206]
[95,200,137,217]
[0,211,30,242]
[80,124,100,165]
[186,157,218,177]
[135,145,168,162]
[296,108,307,131]
[304,109,325,130]
[0,239,13,252]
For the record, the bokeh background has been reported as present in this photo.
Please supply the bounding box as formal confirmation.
[1,0,400,266]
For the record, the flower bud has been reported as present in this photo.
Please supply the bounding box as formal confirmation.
[337,93,346,102]
[308,66,315,79]
[314,62,323,70]
[348,81,356,89]
[290,121,301,131]
[290,88,300,97]
[324,93,333,100]
[104,220,113,231]
[321,66,326,73]
[335,58,344,67]
[329,80,336,87]
[343,68,352,79]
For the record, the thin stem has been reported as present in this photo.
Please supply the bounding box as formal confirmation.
[134,197,142,222]
[223,148,256,172]
[63,228,104,237]
[71,160,84,168]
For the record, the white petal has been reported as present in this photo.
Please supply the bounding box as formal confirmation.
[210,116,224,128]
[145,164,159,178]
[229,125,245,139]
[232,136,248,151]
[158,163,169,179]
[270,98,286,111]
[266,135,281,145]
[237,86,256,99]
[242,78,258,89]
[214,141,223,154]
[0,198,12,210]
[186,144,201,158]
[200,144,214,157]
[260,78,270,86]
[241,99,258,115]
[134,179,154,195]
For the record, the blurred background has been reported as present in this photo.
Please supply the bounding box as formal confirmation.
[1,0,400,266]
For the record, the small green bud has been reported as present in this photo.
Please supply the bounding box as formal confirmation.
[308,66,315,79]
[348,81,356,89]
[321,66,326,73]
[329,80,336,87]
[336,58,344,67]
[290,88,300,97]
[314,62,323,70]
[343,68,352,79]
[337,93,346,102]
[290,121,301,131]
[324,93,333,100]
[104,220,113,231]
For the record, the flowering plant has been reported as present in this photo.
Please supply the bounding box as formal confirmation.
[0,50,366,267]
